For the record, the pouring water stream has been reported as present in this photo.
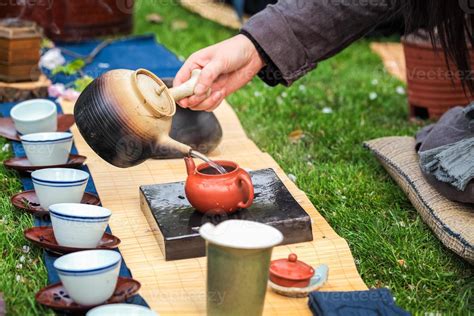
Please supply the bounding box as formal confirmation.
[189,150,227,174]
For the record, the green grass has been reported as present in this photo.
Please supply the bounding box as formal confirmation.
[0,1,472,314]
[0,137,50,315]
[134,1,473,314]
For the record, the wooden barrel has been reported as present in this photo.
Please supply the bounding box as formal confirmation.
[402,32,474,119]
[0,0,134,42]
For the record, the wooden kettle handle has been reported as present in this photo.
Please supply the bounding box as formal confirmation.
[168,69,204,101]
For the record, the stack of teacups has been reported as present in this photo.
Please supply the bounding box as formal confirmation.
[10,99,129,307]
[9,99,155,311]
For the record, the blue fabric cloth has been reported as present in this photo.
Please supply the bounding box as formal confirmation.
[232,0,245,19]
[308,288,410,316]
[44,34,182,85]
[0,101,148,307]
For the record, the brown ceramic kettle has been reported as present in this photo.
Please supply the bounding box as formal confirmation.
[74,69,204,168]
[184,157,254,215]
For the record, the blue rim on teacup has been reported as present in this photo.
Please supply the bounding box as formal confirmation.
[31,168,89,187]
[49,203,111,223]
[21,132,73,144]
[56,260,120,276]
[54,250,121,277]
[21,132,74,166]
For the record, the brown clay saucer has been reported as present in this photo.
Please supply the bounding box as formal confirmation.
[3,154,87,173]
[0,114,75,141]
[35,277,141,313]
[24,227,121,255]
[10,190,100,217]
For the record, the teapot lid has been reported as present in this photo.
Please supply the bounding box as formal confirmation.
[134,69,176,118]
[269,253,314,283]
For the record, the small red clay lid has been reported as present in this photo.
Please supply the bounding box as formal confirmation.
[269,253,314,282]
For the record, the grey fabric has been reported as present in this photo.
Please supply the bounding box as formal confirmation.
[241,0,400,85]
[415,124,434,151]
[423,172,474,205]
[420,138,474,191]
[416,106,474,152]
[416,103,474,203]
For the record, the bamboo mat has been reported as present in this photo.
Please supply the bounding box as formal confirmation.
[61,99,367,315]
[370,42,406,83]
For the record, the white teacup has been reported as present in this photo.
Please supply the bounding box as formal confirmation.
[10,99,57,135]
[21,132,73,166]
[87,304,158,316]
[31,168,89,210]
[54,250,121,306]
[49,203,111,248]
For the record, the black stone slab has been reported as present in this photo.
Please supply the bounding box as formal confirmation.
[140,168,313,261]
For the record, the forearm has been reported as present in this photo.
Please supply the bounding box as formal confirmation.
[241,0,400,86]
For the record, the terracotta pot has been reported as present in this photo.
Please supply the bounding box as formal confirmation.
[74,69,213,168]
[0,0,133,42]
[269,253,314,288]
[403,32,474,119]
[184,158,254,214]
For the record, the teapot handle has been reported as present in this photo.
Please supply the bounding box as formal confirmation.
[169,69,208,101]
[237,172,254,209]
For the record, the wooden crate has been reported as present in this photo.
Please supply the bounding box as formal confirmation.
[0,19,41,82]
[0,63,40,82]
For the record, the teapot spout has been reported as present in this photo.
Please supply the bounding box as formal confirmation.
[184,156,196,175]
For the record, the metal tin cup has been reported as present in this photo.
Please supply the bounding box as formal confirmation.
[200,220,283,316]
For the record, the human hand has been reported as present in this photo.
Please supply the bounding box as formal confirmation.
[173,34,264,112]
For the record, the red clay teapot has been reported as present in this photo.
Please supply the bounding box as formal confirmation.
[184,157,254,214]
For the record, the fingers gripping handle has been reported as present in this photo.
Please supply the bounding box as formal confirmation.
[169,69,206,101]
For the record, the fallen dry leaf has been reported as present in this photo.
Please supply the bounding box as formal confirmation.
[171,19,189,30]
[146,13,164,24]
[288,129,304,143]
[375,279,383,288]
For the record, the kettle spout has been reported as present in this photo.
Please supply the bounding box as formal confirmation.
[184,156,196,175]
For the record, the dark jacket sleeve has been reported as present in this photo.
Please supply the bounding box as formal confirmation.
[241,0,401,86]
